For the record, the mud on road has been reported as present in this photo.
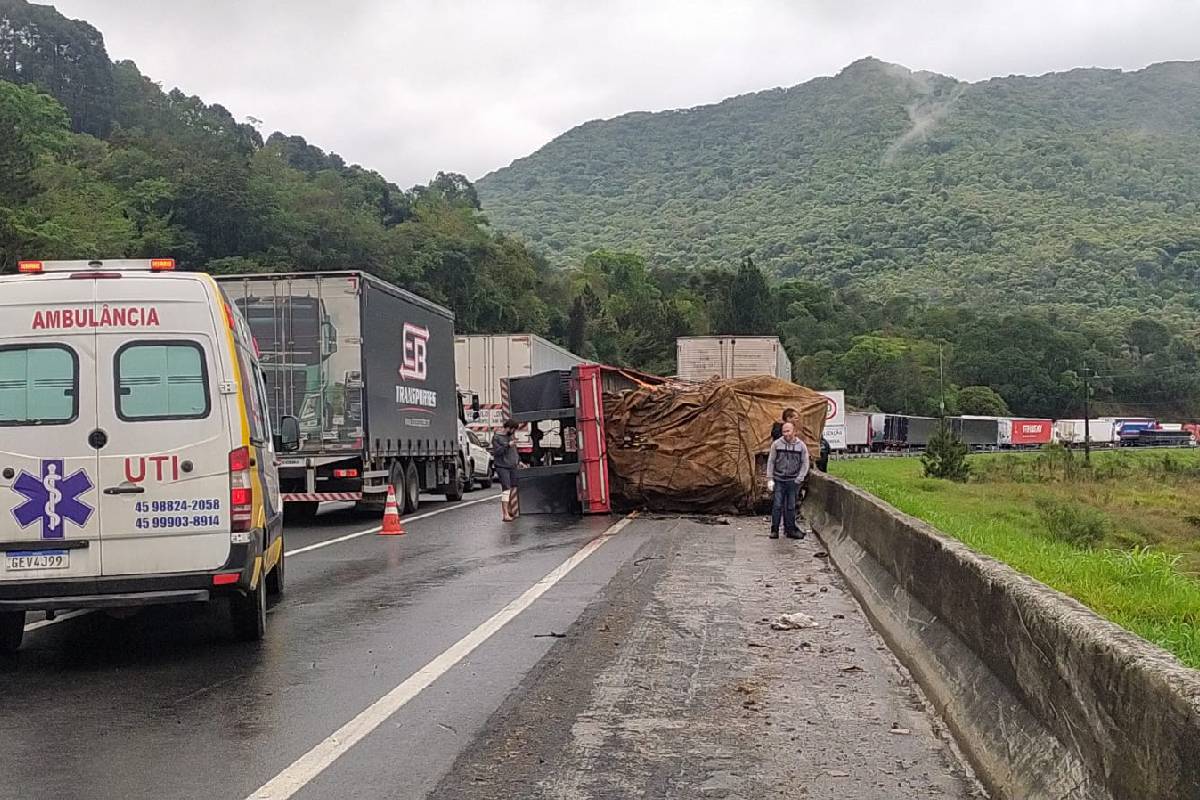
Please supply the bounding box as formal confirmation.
[431,515,986,799]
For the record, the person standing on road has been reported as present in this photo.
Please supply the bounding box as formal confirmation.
[771,408,798,442]
[766,421,810,539]
[492,419,521,522]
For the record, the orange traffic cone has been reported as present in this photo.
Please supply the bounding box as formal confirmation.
[379,484,405,535]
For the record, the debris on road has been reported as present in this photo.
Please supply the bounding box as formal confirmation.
[533,632,567,639]
[770,612,820,630]
[428,515,984,800]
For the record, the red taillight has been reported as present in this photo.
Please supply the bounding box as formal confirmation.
[333,468,359,478]
[17,260,43,274]
[149,258,176,271]
[230,446,253,533]
[213,572,240,586]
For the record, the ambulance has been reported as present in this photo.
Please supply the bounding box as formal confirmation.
[0,259,299,653]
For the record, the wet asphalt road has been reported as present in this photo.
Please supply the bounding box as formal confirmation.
[0,492,648,800]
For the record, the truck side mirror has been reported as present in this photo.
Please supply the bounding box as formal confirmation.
[277,415,301,452]
[321,321,338,356]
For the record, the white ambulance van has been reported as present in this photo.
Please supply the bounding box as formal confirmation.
[0,259,299,653]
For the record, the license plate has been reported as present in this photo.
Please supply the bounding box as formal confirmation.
[5,550,69,571]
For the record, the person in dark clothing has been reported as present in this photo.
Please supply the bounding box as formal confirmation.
[770,408,799,442]
[817,437,831,472]
[765,421,810,539]
[491,419,521,521]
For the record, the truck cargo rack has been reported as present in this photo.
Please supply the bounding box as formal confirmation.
[502,365,610,515]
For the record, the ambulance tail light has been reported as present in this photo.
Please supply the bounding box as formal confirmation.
[17,261,43,274]
[149,258,176,272]
[230,446,253,533]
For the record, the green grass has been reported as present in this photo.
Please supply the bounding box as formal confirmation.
[830,450,1200,669]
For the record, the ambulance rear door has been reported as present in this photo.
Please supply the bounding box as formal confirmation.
[0,277,103,582]
[93,276,235,577]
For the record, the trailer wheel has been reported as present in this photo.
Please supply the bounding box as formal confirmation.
[445,456,466,502]
[403,461,420,515]
[0,611,24,655]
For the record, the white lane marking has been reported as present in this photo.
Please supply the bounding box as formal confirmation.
[20,495,501,633]
[22,609,89,632]
[246,512,638,800]
[283,493,499,557]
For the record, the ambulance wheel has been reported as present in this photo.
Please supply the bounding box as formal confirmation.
[266,544,285,598]
[0,612,24,654]
[231,579,267,642]
[403,462,420,514]
[445,456,466,502]
[284,502,318,524]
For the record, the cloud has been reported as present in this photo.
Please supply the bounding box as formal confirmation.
[47,0,1200,187]
[880,65,966,164]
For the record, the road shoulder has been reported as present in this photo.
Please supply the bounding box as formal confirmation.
[430,515,984,799]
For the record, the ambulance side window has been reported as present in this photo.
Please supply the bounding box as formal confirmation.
[0,344,77,426]
[235,345,268,445]
[116,341,210,421]
[254,368,274,451]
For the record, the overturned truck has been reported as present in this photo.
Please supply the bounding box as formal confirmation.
[603,375,828,514]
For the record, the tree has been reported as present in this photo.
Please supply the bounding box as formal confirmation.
[566,293,588,354]
[922,424,970,482]
[722,255,773,334]
[1125,318,1171,357]
[956,385,1011,416]
[0,80,69,204]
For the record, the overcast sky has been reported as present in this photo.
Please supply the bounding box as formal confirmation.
[48,0,1200,188]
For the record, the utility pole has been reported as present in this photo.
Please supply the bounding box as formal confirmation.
[939,346,946,419]
[1082,367,1092,463]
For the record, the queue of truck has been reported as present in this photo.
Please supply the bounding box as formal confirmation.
[834,412,1195,452]
[0,260,562,653]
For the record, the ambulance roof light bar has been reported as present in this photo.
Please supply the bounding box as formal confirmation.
[14,259,176,274]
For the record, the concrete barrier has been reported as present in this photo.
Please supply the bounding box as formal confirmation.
[805,472,1200,800]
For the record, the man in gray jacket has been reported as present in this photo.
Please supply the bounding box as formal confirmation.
[766,421,810,539]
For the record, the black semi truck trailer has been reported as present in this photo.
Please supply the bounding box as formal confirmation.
[218,271,469,520]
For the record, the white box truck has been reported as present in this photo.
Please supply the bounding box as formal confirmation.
[676,336,792,381]
[845,411,872,452]
[1054,419,1117,446]
[454,335,587,451]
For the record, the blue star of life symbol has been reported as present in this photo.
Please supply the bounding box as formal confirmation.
[11,459,94,540]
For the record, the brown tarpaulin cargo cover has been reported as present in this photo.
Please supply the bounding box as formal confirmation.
[603,375,828,513]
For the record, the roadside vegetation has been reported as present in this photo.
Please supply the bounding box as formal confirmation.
[830,446,1200,669]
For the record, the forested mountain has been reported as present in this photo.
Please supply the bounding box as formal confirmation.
[0,0,561,336]
[3,0,1199,419]
[478,58,1200,319]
